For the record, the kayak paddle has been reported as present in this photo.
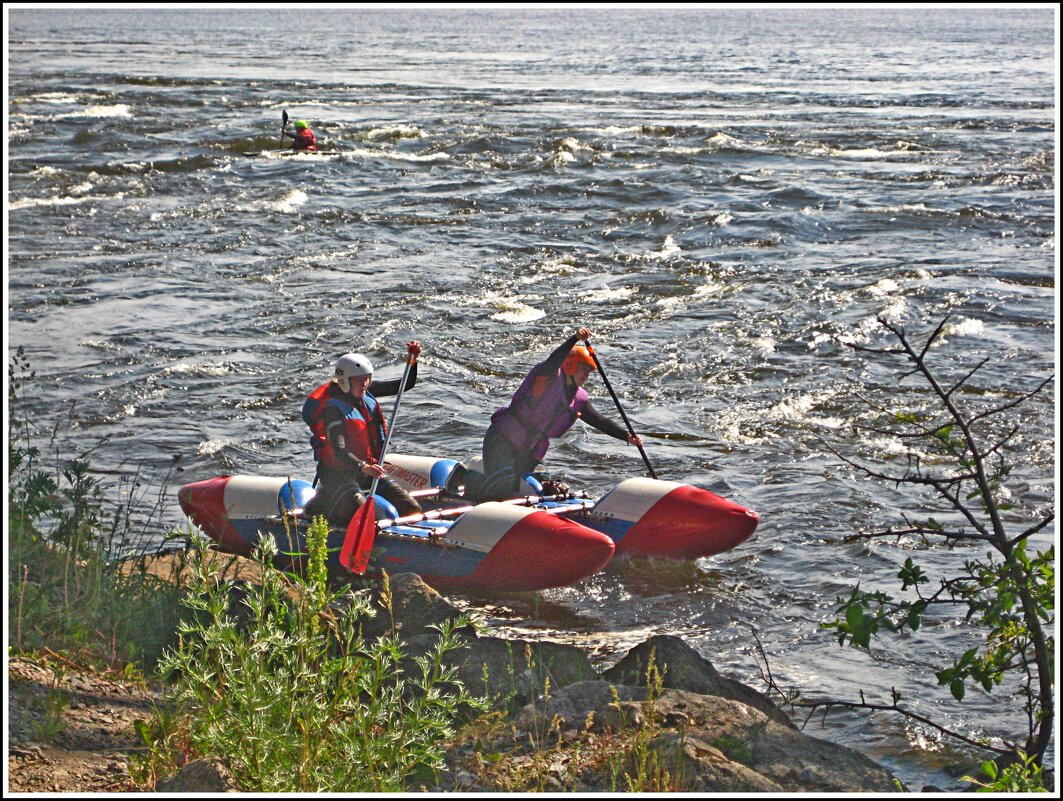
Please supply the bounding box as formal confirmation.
[339,351,415,575]
[583,338,658,480]
[279,109,288,147]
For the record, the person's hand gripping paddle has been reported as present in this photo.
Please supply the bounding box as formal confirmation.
[583,337,658,480]
[339,349,415,575]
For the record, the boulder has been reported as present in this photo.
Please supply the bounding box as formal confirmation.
[602,634,793,726]
[649,732,785,792]
[155,758,239,793]
[515,681,896,793]
[409,633,598,707]
[345,572,473,641]
[647,689,895,793]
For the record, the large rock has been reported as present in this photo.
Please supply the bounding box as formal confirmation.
[407,633,598,708]
[345,572,474,641]
[602,634,793,726]
[648,732,786,792]
[515,681,896,793]
[155,758,239,793]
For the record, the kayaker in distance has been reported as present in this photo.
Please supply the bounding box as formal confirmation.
[452,327,644,502]
[283,119,317,151]
[301,343,423,525]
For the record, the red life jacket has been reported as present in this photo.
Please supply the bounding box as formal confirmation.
[293,128,317,152]
[302,382,386,470]
[491,363,589,461]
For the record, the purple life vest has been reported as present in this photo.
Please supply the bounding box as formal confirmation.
[491,362,589,460]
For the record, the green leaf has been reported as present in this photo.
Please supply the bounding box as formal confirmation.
[853,628,872,649]
[907,608,921,631]
[950,679,966,701]
[133,719,153,746]
[846,604,865,629]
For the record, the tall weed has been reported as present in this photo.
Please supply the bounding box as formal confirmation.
[607,648,688,792]
[8,346,189,670]
[150,522,482,792]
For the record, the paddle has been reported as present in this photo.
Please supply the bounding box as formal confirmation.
[339,351,415,575]
[279,109,288,148]
[583,338,658,480]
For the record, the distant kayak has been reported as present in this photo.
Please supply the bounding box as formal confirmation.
[241,149,335,158]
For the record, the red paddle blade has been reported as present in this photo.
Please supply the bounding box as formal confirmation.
[340,497,376,575]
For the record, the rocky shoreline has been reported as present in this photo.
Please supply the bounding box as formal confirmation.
[8,569,903,793]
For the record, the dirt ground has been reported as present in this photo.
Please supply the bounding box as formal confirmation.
[7,655,161,793]
[6,551,259,794]
[7,552,305,794]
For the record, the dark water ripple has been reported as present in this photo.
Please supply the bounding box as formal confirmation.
[6,7,1057,790]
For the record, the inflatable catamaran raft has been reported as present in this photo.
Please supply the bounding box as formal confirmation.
[178,453,760,593]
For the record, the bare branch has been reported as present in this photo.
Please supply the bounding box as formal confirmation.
[1010,514,1056,550]
[844,526,992,544]
[853,421,964,445]
[926,482,993,540]
[795,693,1012,756]
[851,390,893,414]
[824,435,995,540]
[921,575,983,605]
[825,316,1054,763]
[916,316,952,361]
[822,440,922,484]
[749,628,799,717]
[976,425,1020,463]
[843,342,905,356]
[968,374,1055,426]
[853,423,926,441]
[945,356,991,400]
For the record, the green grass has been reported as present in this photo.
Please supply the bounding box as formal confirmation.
[10,349,189,671]
[135,524,487,792]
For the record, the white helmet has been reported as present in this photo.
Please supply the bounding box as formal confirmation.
[334,353,373,393]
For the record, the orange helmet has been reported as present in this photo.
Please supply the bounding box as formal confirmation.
[561,345,596,376]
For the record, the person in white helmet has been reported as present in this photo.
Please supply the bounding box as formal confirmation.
[301,341,422,524]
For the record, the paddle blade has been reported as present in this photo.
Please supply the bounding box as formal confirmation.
[340,497,376,575]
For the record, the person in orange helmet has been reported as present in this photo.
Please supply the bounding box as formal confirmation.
[453,327,643,502]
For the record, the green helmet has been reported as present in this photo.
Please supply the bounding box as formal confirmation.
[294,120,309,130]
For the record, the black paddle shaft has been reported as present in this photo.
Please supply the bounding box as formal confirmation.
[583,339,658,479]
[279,109,288,147]
[367,354,415,499]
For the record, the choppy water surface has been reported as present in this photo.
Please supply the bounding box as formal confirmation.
[6,7,1057,790]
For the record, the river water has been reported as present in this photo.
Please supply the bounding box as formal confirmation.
[6,6,1058,790]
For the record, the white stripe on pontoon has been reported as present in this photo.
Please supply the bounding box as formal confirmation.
[592,477,684,521]
[224,476,288,519]
[444,502,537,554]
[382,453,440,492]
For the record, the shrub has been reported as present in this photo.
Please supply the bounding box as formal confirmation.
[147,522,483,792]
